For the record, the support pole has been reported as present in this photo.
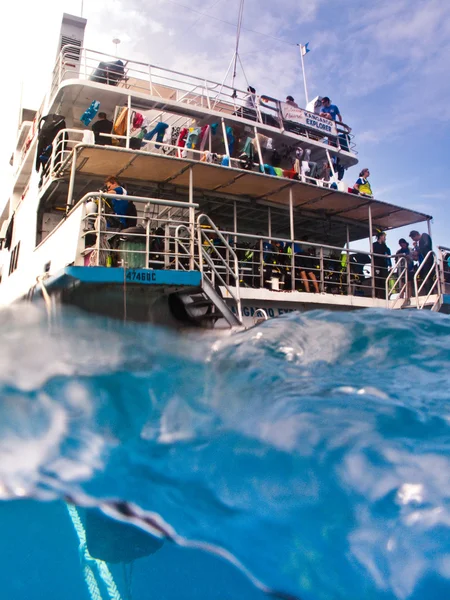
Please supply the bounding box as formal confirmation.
[145,217,150,269]
[289,188,295,292]
[427,218,432,239]
[299,45,309,106]
[368,204,375,299]
[254,126,264,171]
[231,0,245,91]
[268,206,272,238]
[67,147,78,209]
[346,225,351,295]
[325,148,336,182]
[289,188,295,241]
[233,200,237,247]
[189,167,195,270]
[126,95,131,149]
[221,118,230,163]
[320,246,324,293]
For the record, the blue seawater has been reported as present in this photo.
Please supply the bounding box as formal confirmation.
[0,304,450,600]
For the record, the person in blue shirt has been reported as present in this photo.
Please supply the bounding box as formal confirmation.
[104,176,130,228]
[320,97,342,123]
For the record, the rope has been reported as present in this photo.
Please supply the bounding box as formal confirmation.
[83,565,103,600]
[97,561,123,600]
[163,0,296,47]
[66,504,123,600]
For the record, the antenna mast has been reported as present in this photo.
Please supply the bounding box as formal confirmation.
[231,0,245,91]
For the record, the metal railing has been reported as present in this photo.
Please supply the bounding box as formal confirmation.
[204,230,397,300]
[79,193,198,270]
[414,251,441,310]
[385,256,408,309]
[438,246,450,296]
[50,44,356,153]
[42,127,350,196]
[197,214,242,322]
[34,192,446,313]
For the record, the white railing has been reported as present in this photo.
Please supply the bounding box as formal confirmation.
[49,44,356,153]
[197,214,242,322]
[35,191,444,313]
[79,193,198,269]
[438,246,450,295]
[385,256,408,308]
[414,251,441,310]
[43,127,349,197]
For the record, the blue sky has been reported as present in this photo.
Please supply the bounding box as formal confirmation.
[1,0,449,248]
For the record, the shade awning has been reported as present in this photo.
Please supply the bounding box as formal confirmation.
[67,145,431,235]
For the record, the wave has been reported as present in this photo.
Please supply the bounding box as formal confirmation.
[0,303,450,599]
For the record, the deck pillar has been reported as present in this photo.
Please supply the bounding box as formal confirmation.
[126,95,131,149]
[289,188,295,291]
[189,167,195,270]
[221,118,230,163]
[346,225,351,295]
[368,203,375,299]
[67,147,78,208]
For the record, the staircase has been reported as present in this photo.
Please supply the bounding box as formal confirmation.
[172,216,243,328]
[177,279,241,327]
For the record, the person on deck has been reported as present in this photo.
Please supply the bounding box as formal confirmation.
[396,238,414,298]
[92,112,114,145]
[373,231,392,299]
[320,97,342,123]
[409,230,433,294]
[285,96,299,108]
[353,168,373,197]
[243,86,257,121]
[104,176,135,229]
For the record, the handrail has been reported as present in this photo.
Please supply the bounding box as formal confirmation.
[414,251,440,309]
[174,224,202,271]
[79,191,199,209]
[385,256,408,309]
[218,228,397,262]
[196,214,242,322]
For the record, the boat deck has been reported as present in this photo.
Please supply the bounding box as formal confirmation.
[49,144,431,244]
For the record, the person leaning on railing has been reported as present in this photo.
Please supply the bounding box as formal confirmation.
[103,176,137,229]
[409,229,433,294]
[320,97,343,123]
[353,168,373,197]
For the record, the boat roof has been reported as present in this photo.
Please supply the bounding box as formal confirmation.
[55,144,430,243]
[48,78,359,169]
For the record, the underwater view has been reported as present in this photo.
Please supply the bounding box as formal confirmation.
[0,304,450,600]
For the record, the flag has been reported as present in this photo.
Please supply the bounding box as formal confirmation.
[301,42,310,56]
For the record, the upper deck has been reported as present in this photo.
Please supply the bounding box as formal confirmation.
[6,40,432,251]
[47,44,358,167]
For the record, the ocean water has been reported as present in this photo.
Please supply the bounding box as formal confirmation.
[0,304,450,600]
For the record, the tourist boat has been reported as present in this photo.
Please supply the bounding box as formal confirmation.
[0,13,448,329]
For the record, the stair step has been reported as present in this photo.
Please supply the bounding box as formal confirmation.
[189,299,214,308]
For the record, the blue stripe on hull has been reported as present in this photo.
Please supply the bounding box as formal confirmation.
[44,267,202,289]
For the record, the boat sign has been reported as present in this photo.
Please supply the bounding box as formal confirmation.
[280,103,337,136]
[126,269,159,283]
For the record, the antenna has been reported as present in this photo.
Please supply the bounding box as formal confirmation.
[112,38,121,57]
[217,0,249,104]
[231,0,245,91]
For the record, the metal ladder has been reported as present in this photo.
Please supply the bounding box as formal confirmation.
[174,220,243,327]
